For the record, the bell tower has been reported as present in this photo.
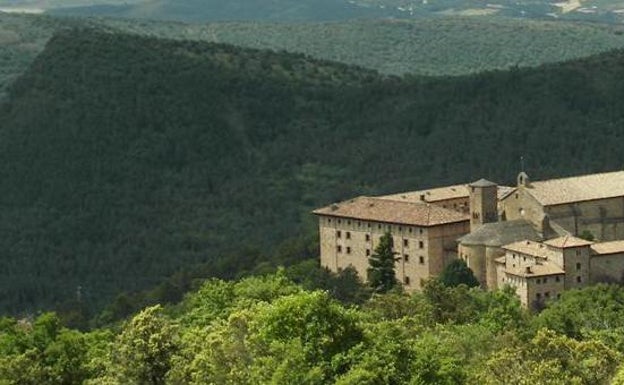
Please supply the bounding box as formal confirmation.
[469,179,498,231]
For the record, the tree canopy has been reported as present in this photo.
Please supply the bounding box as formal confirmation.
[367,232,398,293]
[1,272,623,384]
[439,259,480,288]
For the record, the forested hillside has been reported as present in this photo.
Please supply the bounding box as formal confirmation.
[2,270,624,384]
[102,17,624,76]
[2,28,624,315]
[3,13,624,95]
[47,0,395,21]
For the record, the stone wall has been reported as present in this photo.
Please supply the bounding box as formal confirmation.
[317,215,469,291]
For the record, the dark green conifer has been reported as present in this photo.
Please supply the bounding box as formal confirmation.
[367,232,398,293]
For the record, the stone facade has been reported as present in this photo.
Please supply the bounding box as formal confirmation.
[315,170,624,305]
[314,196,469,291]
[495,236,624,309]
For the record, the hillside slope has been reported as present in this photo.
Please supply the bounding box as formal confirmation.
[3,12,624,97]
[2,29,624,313]
[47,0,395,21]
[103,17,624,76]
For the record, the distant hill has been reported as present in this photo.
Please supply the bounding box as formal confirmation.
[3,12,624,100]
[47,0,396,22]
[101,17,624,76]
[37,0,624,23]
[2,28,624,314]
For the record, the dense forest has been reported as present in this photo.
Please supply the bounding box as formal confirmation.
[4,12,624,99]
[37,0,624,23]
[100,17,624,76]
[47,0,396,22]
[3,268,624,384]
[2,27,624,317]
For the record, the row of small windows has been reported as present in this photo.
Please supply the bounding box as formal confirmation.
[337,230,424,248]
[336,246,351,254]
[535,276,561,284]
[536,292,561,300]
[327,218,424,234]
[338,247,425,264]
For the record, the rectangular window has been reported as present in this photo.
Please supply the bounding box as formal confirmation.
[337,245,342,253]
[336,230,341,238]
[536,293,541,299]
[404,254,409,262]
[419,256,425,264]
[346,232,351,239]
[419,229,423,234]
[545,292,550,298]
[346,247,351,254]
[366,249,370,256]
[536,279,541,284]
[403,239,409,247]
[419,241,424,249]
[556,276,560,282]
[365,234,370,241]
[404,276,410,285]
[576,262,581,270]
[577,276,582,283]
[543,278,547,284]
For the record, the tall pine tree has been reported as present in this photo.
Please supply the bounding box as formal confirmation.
[367,232,398,293]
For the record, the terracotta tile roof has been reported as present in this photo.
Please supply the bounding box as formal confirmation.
[525,170,624,206]
[591,240,624,256]
[312,196,469,227]
[505,261,565,277]
[503,240,555,257]
[379,184,513,203]
[544,235,593,249]
[379,184,469,203]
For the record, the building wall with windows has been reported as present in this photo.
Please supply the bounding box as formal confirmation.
[316,170,624,302]
[315,196,469,291]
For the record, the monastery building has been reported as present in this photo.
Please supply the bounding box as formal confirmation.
[313,170,624,308]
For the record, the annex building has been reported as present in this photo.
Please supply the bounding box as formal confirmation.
[313,170,624,308]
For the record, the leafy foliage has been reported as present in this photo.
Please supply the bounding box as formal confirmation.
[439,259,480,288]
[367,232,399,293]
[1,273,621,384]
